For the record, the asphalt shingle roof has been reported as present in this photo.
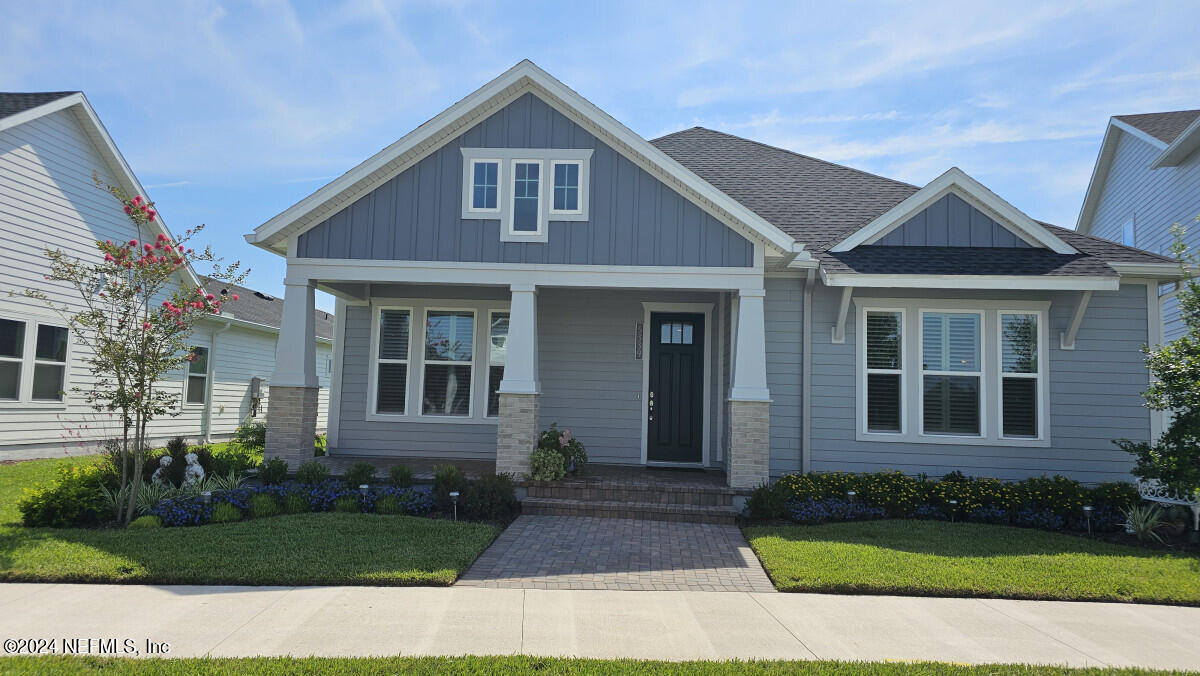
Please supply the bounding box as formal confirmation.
[202,278,334,339]
[1114,109,1200,145]
[0,91,78,120]
[652,126,1176,277]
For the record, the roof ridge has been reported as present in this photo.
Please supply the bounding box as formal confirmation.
[653,126,920,190]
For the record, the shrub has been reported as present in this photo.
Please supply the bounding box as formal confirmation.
[343,462,377,489]
[789,498,885,525]
[210,502,242,523]
[537,423,587,472]
[375,494,402,514]
[19,462,116,527]
[462,473,520,522]
[232,419,267,451]
[128,515,163,529]
[282,492,309,514]
[258,457,288,485]
[209,444,261,475]
[295,461,330,485]
[745,481,790,521]
[249,493,281,519]
[529,447,565,482]
[315,434,327,457]
[333,496,360,513]
[1123,504,1168,543]
[432,464,470,513]
[389,464,414,488]
[150,495,212,527]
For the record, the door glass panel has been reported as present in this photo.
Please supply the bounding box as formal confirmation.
[681,323,693,344]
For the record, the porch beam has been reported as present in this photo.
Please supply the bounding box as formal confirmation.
[1059,290,1092,350]
[831,286,853,344]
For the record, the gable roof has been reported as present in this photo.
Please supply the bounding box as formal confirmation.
[0,91,202,288]
[0,91,78,120]
[651,126,918,249]
[201,278,334,340]
[1114,109,1200,145]
[248,61,798,255]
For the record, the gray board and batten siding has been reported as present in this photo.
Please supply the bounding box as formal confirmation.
[875,193,1034,248]
[296,92,754,267]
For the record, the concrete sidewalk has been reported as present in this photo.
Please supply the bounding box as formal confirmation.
[1,584,1198,669]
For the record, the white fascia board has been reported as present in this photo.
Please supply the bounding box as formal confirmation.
[1151,116,1200,169]
[1,93,205,289]
[196,313,334,344]
[247,60,797,256]
[1109,262,1185,279]
[831,167,1077,255]
[1074,122,1122,235]
[1109,118,1169,151]
[819,269,1119,291]
[285,258,765,291]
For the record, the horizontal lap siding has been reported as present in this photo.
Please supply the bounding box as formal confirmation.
[805,284,1150,483]
[765,276,804,476]
[296,93,753,267]
[1088,131,1200,339]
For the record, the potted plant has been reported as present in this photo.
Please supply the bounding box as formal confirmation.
[537,423,587,476]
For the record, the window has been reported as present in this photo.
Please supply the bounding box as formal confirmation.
[511,161,541,234]
[0,318,23,401]
[375,309,411,415]
[185,346,208,405]
[660,321,695,345]
[865,311,903,433]
[487,312,508,417]
[1000,313,1040,438]
[551,160,582,213]
[1122,219,1135,247]
[469,160,500,212]
[921,312,981,436]
[422,310,474,416]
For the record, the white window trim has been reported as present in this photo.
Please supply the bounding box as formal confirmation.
[182,344,210,409]
[485,309,509,419]
[854,298,1050,447]
[548,159,585,216]
[860,307,906,437]
[0,314,71,408]
[366,298,509,425]
[508,159,545,238]
[460,148,594,244]
[420,307,478,419]
[367,305,415,418]
[918,309,985,439]
[997,309,1048,441]
[465,158,502,215]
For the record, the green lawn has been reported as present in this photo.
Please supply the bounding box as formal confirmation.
[0,656,1189,675]
[0,456,499,586]
[745,520,1200,604]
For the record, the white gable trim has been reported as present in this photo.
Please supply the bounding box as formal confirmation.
[1151,114,1200,169]
[245,60,797,255]
[831,167,1077,255]
[0,92,202,289]
[1110,118,1169,151]
[1076,118,1176,234]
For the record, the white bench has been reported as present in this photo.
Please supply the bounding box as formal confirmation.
[1137,480,1200,537]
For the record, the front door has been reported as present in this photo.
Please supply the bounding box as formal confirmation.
[647,312,704,463]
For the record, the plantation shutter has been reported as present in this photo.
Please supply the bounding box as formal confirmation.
[921,312,980,435]
[865,311,902,433]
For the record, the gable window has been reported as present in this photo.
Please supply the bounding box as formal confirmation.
[487,312,508,417]
[0,319,24,401]
[374,309,411,415]
[1121,219,1135,247]
[551,160,582,214]
[469,160,500,212]
[857,301,1047,446]
[864,310,903,433]
[185,346,209,405]
[422,310,474,416]
[511,161,542,234]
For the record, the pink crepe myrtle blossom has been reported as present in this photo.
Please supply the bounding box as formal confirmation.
[142,322,151,330]
[231,294,239,301]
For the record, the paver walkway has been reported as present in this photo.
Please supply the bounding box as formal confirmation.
[2,584,1199,668]
[456,515,776,592]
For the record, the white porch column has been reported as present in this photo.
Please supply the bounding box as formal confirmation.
[728,288,771,490]
[496,284,539,477]
[266,278,319,468]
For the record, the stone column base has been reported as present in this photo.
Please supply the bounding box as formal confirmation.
[727,399,770,489]
[496,392,539,477]
[265,385,319,469]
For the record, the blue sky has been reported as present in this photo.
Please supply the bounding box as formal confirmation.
[3,1,1199,310]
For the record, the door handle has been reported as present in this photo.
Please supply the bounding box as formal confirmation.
[648,391,654,421]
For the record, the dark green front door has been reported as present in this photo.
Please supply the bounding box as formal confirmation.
[647,312,704,463]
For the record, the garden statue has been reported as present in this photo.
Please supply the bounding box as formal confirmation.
[150,455,172,484]
[183,452,205,486]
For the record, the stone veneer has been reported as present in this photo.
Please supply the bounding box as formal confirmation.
[265,385,320,467]
[727,399,770,489]
[496,392,539,476]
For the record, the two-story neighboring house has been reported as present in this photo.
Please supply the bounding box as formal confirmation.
[248,61,1177,494]
[0,91,334,459]
[1076,108,1200,341]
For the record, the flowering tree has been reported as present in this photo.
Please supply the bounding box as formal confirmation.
[26,176,246,524]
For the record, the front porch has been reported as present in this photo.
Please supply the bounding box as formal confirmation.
[265,273,774,491]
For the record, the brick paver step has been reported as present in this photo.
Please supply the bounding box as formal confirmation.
[524,482,735,507]
[521,496,740,525]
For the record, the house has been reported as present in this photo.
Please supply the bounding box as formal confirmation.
[1076,108,1200,341]
[0,91,334,459]
[248,61,1177,490]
